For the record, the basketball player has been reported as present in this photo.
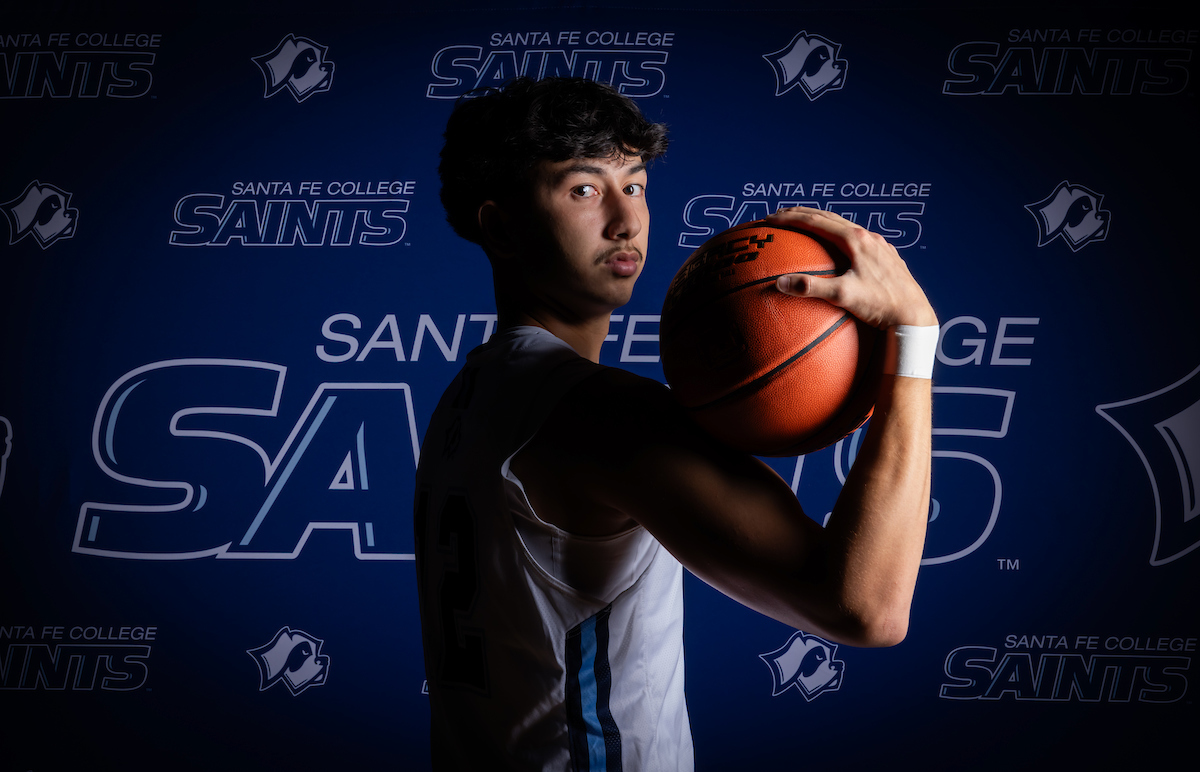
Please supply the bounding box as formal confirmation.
[415,77,938,771]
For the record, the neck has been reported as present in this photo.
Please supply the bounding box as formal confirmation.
[489,250,627,364]
[497,305,611,363]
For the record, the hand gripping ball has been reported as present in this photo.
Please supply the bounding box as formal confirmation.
[659,219,882,456]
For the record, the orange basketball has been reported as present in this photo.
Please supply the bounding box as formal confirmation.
[659,219,881,456]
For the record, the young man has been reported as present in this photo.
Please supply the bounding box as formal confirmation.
[415,77,937,771]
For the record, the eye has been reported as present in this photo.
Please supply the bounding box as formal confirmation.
[624,183,645,197]
[571,184,599,198]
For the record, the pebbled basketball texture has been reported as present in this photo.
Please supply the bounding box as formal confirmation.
[659,218,882,456]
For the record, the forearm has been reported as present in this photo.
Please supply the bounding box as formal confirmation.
[821,372,932,646]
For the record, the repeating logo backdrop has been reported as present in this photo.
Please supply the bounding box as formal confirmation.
[2,2,1196,769]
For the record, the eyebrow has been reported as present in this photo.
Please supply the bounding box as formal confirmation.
[549,160,647,186]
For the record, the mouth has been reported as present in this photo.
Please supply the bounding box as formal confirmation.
[600,247,642,277]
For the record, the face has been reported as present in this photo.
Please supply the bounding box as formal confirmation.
[510,153,650,320]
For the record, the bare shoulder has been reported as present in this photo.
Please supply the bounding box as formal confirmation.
[509,366,690,535]
[521,365,725,484]
[560,365,685,438]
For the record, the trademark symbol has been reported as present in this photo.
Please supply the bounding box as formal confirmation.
[996,558,1020,570]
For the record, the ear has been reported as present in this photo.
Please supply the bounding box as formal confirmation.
[477,200,518,259]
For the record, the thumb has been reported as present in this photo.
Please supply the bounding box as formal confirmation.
[777,273,836,300]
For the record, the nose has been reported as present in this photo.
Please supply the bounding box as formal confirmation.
[604,191,644,242]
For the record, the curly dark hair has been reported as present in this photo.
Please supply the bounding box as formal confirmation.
[438,77,669,246]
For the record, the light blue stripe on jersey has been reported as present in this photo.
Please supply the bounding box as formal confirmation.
[568,606,622,771]
[578,614,606,769]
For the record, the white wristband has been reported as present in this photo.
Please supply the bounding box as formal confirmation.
[883,325,939,379]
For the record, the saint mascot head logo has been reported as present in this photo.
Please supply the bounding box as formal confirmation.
[764,31,848,99]
[760,631,845,700]
[2,181,78,248]
[248,627,330,695]
[253,34,335,102]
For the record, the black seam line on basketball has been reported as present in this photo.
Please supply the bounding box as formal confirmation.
[689,312,854,412]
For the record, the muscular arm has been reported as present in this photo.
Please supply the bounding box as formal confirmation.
[815,373,930,645]
[513,366,927,648]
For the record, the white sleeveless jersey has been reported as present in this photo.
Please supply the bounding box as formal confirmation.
[415,326,692,772]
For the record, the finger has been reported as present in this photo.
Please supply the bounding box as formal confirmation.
[776,273,842,306]
[766,207,862,243]
[766,206,840,227]
[766,205,822,219]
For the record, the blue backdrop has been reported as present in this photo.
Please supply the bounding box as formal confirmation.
[2,2,1197,769]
